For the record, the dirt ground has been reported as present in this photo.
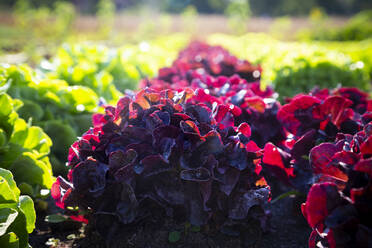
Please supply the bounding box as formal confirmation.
[29,194,310,248]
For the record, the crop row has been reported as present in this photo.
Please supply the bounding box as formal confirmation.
[0,35,371,247]
[53,41,371,247]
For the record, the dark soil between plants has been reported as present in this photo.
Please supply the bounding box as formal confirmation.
[30,195,310,248]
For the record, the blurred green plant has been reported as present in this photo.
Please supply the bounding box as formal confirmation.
[44,44,122,104]
[181,5,198,35]
[0,65,98,176]
[159,14,172,35]
[207,0,228,13]
[12,0,76,62]
[0,92,54,194]
[44,35,190,101]
[301,10,372,41]
[308,6,328,22]
[208,33,371,99]
[269,16,292,40]
[96,0,116,39]
[133,7,160,41]
[295,6,329,41]
[0,168,36,248]
[327,39,372,80]
[273,0,316,16]
[273,57,369,100]
[225,0,251,35]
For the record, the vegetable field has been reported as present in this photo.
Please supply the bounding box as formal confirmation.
[0,3,372,248]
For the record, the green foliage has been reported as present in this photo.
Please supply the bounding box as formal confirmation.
[249,0,371,16]
[43,120,76,160]
[45,44,122,104]
[328,39,372,80]
[305,10,372,41]
[2,0,371,16]
[0,93,54,193]
[273,0,316,16]
[12,0,76,62]
[168,231,181,243]
[225,0,251,35]
[308,6,328,22]
[181,5,198,34]
[273,57,369,99]
[0,65,98,175]
[44,213,68,223]
[96,0,116,39]
[190,225,201,232]
[44,35,189,103]
[269,16,292,39]
[208,33,371,99]
[0,168,36,248]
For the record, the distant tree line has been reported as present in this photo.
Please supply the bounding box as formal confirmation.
[0,0,371,16]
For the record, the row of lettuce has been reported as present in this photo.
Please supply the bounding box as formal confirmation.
[208,33,372,98]
[52,40,372,248]
[0,94,46,247]
[0,34,371,247]
[0,35,187,248]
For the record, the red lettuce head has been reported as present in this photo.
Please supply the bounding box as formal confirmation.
[140,42,285,148]
[262,87,371,195]
[142,71,284,148]
[164,41,262,82]
[278,87,370,139]
[260,131,315,194]
[302,121,372,247]
[140,42,262,93]
[333,87,370,114]
[52,88,270,239]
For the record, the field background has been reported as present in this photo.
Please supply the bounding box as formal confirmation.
[0,0,371,247]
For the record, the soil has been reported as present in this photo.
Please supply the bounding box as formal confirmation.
[30,193,310,248]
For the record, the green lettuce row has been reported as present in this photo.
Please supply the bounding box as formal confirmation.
[41,34,189,104]
[0,65,98,176]
[0,93,53,196]
[0,168,36,248]
[306,10,372,41]
[208,33,371,100]
[0,35,188,175]
[41,44,122,104]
